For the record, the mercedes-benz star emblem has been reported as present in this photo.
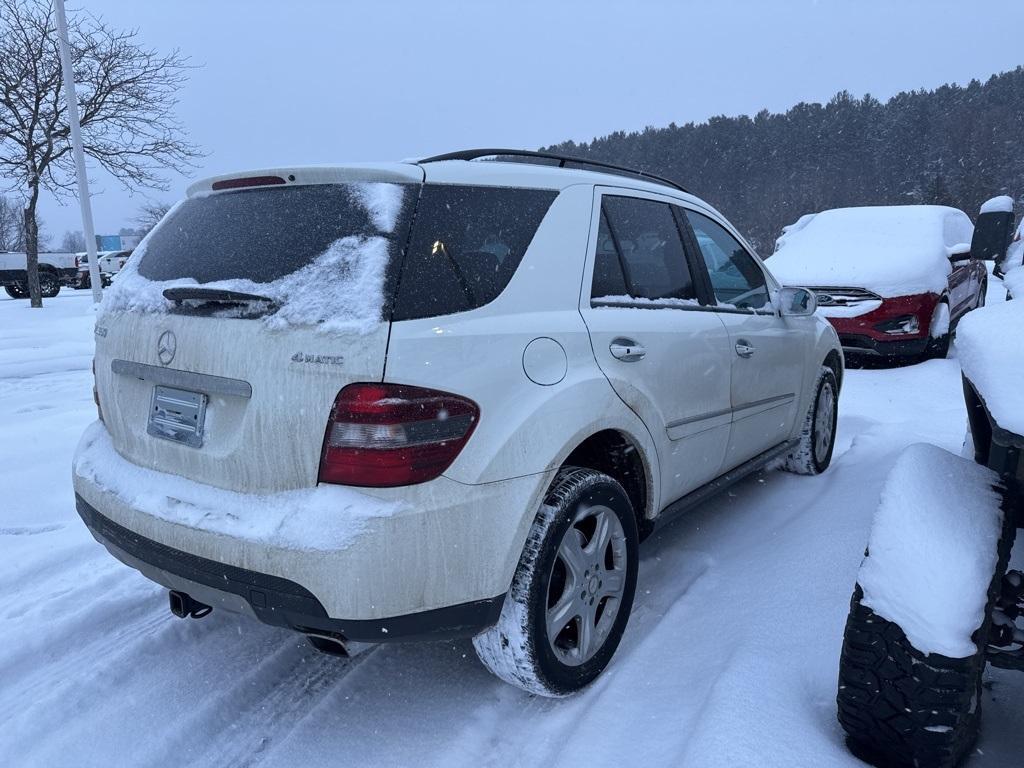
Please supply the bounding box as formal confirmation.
[157,330,177,366]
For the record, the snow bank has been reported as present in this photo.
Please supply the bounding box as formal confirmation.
[769,206,971,297]
[858,443,1002,658]
[980,195,1015,214]
[100,183,405,335]
[957,264,1024,436]
[73,422,405,552]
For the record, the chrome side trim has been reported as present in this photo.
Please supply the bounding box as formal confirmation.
[666,406,732,430]
[111,359,252,399]
[665,393,795,437]
[732,393,796,421]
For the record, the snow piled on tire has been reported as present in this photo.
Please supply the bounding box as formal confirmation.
[858,443,1002,658]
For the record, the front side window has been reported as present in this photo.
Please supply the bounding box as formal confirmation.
[685,210,770,311]
[591,196,695,303]
[392,184,557,321]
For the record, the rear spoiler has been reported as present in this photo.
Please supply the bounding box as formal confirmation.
[187,163,424,197]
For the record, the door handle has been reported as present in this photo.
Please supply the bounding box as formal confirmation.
[735,339,756,358]
[610,338,646,362]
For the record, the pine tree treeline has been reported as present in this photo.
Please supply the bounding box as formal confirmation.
[544,68,1024,252]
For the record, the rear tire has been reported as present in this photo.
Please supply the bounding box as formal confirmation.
[473,467,639,696]
[4,282,28,299]
[39,271,60,298]
[782,366,838,475]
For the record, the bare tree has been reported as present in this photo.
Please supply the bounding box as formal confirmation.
[60,228,84,252]
[135,200,171,237]
[0,194,49,250]
[0,0,200,306]
[0,194,20,250]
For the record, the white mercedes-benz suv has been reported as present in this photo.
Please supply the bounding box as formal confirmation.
[73,149,842,696]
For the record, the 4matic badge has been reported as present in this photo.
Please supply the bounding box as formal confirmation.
[291,352,344,366]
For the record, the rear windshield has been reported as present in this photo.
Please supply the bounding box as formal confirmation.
[115,181,555,329]
[138,184,409,283]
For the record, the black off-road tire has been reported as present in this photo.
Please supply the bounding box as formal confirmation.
[781,366,838,475]
[837,514,1015,767]
[39,271,60,298]
[472,467,639,696]
[4,282,29,299]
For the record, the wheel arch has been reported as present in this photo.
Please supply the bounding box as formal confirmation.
[823,348,843,392]
[559,428,654,539]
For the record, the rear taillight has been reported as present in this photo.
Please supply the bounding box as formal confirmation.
[318,383,479,487]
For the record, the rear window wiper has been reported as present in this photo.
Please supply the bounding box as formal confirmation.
[163,286,276,305]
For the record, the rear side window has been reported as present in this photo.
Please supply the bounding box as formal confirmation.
[592,196,695,302]
[392,185,557,321]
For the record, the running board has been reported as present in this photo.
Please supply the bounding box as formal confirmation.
[653,439,799,532]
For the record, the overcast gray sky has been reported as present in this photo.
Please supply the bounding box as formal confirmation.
[34,0,1024,242]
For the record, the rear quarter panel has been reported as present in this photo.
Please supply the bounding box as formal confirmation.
[384,184,662,514]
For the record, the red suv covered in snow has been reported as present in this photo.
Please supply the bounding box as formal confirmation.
[768,204,989,361]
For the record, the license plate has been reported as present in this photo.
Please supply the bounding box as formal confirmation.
[148,385,207,448]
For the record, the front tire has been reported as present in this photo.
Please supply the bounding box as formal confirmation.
[473,467,639,696]
[926,300,951,359]
[782,366,838,475]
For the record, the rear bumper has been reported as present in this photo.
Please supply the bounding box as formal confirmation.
[76,495,503,641]
[72,423,551,638]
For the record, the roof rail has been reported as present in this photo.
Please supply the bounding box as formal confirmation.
[418,148,690,195]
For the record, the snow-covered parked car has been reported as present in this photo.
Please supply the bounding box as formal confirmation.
[76,249,133,289]
[836,220,1023,767]
[72,149,843,696]
[768,204,987,363]
[0,250,78,298]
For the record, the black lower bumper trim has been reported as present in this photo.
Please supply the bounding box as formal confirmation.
[839,333,929,358]
[76,494,504,642]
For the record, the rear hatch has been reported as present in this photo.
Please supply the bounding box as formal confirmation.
[94,167,421,493]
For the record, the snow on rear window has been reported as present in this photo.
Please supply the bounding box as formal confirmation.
[767,205,969,297]
[101,182,409,334]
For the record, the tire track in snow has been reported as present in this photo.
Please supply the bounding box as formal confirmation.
[0,603,169,726]
[170,643,380,768]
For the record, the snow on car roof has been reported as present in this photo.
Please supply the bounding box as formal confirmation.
[767,205,972,297]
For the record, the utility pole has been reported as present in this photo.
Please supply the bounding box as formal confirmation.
[53,0,102,303]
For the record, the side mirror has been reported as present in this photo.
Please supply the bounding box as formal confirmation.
[971,209,1015,275]
[778,286,817,317]
[947,242,972,262]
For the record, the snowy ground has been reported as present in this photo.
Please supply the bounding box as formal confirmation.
[2,287,1024,767]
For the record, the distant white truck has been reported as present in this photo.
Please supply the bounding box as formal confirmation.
[0,251,79,298]
[76,249,133,289]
